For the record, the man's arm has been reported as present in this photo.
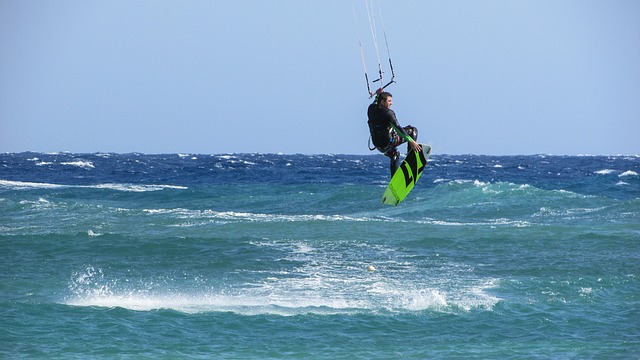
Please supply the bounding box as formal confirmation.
[388,111,422,153]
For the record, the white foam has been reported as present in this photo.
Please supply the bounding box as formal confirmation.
[144,208,380,223]
[64,236,503,317]
[433,178,450,183]
[64,261,501,316]
[61,160,95,169]
[447,179,490,187]
[92,183,187,192]
[65,292,366,316]
[595,169,616,175]
[0,180,66,190]
[619,170,638,177]
[378,286,449,311]
[66,275,501,316]
[0,179,186,192]
[535,205,605,218]
[579,287,593,296]
[419,218,531,228]
[18,197,53,208]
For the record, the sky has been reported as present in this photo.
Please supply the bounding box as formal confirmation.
[1,0,639,155]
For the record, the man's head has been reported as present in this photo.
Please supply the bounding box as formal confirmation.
[378,92,393,109]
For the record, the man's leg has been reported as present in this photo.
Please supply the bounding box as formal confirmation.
[385,148,400,176]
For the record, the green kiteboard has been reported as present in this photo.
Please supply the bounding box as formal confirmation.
[382,144,431,206]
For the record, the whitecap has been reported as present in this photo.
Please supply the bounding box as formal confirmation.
[619,170,638,177]
[396,288,449,311]
[0,180,186,192]
[579,287,593,296]
[473,180,489,187]
[64,256,502,316]
[64,292,366,316]
[450,179,472,185]
[61,160,94,169]
[87,230,102,237]
[143,208,379,223]
[418,218,531,228]
[19,197,53,207]
[595,169,616,175]
[433,178,450,183]
[0,180,66,190]
[91,183,187,192]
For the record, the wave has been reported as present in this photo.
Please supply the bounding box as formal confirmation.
[63,275,500,316]
[0,180,187,192]
[430,178,594,200]
[405,179,633,225]
[619,170,638,177]
[64,292,372,316]
[87,229,103,237]
[63,243,501,316]
[60,160,95,169]
[415,218,532,227]
[92,183,187,192]
[143,208,382,224]
[64,290,478,316]
[594,169,616,175]
[595,169,639,177]
[425,179,552,206]
[0,180,66,190]
[130,207,535,228]
[116,180,619,227]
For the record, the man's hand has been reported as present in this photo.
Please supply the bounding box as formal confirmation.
[410,140,422,153]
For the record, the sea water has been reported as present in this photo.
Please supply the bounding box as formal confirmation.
[1,152,638,359]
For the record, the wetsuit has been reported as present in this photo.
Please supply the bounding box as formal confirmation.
[367,99,418,176]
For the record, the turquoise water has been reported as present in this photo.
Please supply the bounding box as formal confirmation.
[1,152,639,358]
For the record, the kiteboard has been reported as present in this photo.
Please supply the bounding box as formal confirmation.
[381,144,431,206]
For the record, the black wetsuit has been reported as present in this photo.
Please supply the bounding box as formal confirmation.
[367,101,418,176]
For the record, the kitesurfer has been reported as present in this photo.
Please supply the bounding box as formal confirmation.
[367,89,421,176]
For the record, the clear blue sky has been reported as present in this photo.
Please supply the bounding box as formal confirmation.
[1,0,639,155]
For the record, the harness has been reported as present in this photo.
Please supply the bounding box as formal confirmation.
[369,128,397,152]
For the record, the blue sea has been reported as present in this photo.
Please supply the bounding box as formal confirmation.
[1,152,639,359]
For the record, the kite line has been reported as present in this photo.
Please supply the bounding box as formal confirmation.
[353,0,396,98]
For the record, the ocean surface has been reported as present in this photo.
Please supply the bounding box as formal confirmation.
[1,152,639,359]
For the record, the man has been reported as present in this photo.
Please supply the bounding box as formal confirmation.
[367,90,421,176]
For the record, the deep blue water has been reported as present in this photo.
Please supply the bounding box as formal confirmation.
[1,152,639,358]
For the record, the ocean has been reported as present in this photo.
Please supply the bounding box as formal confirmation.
[1,152,639,359]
